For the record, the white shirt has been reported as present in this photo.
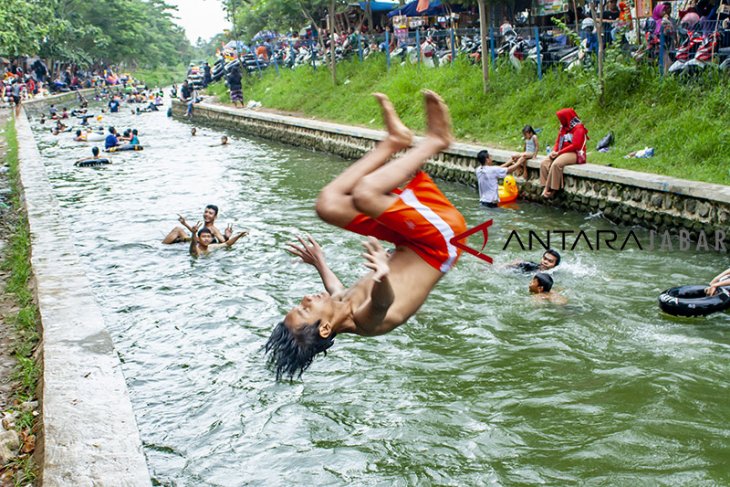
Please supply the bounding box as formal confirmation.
[476,165,507,203]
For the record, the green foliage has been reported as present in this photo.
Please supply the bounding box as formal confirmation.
[133,65,187,87]
[1,0,194,68]
[232,57,730,185]
[0,0,52,56]
[222,0,347,40]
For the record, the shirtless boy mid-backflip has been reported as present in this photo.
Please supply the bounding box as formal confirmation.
[266,91,467,380]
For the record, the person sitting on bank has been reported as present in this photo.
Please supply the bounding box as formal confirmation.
[162,205,232,244]
[510,249,561,273]
[540,108,588,199]
[189,222,247,257]
[503,125,538,179]
[706,267,730,296]
[529,272,567,304]
[475,149,518,207]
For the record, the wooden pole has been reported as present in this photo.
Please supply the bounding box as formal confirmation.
[477,0,489,93]
[330,0,337,85]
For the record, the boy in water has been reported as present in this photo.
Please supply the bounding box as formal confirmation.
[266,91,467,381]
[162,205,233,244]
[189,223,247,257]
[510,249,561,273]
[529,272,567,304]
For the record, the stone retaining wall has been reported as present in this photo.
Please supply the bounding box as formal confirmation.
[22,88,96,115]
[175,100,730,242]
[15,108,151,486]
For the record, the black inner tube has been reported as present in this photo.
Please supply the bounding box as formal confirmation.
[658,285,730,317]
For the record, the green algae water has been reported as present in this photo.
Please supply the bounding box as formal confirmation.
[30,102,730,486]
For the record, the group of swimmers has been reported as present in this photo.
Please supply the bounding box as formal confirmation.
[161,205,246,256]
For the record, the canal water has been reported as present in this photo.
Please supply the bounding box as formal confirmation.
[30,101,729,486]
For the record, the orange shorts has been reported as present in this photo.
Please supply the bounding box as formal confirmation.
[345,171,466,273]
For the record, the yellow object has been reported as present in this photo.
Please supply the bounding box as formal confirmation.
[96,115,103,121]
[498,175,519,205]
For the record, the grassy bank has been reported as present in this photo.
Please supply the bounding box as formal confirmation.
[1,118,40,485]
[132,65,186,88]
[212,56,730,185]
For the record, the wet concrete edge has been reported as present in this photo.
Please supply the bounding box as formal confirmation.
[14,107,151,486]
[179,99,730,205]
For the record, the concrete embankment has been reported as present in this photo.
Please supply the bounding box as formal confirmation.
[174,99,730,243]
[18,93,151,485]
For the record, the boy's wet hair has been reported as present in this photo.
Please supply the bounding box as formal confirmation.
[198,228,212,236]
[477,150,490,165]
[534,273,554,292]
[92,147,99,156]
[544,248,561,266]
[265,320,336,381]
[205,204,219,216]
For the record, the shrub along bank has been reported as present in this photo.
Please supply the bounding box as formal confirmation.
[210,56,730,185]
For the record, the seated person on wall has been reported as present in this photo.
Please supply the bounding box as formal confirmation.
[529,272,567,304]
[189,222,247,257]
[509,249,561,273]
[162,205,232,245]
[502,125,538,179]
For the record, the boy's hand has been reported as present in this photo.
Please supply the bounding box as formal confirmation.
[287,235,324,267]
[362,236,389,282]
[190,221,201,235]
[225,223,233,239]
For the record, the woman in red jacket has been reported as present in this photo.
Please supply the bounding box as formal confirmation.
[540,108,588,198]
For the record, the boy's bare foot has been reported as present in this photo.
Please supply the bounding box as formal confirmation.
[373,93,412,150]
[422,90,453,150]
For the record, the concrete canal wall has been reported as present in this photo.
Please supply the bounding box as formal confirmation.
[174,99,730,242]
[18,94,151,485]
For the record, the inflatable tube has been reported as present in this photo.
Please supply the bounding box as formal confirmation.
[75,158,111,167]
[106,144,143,153]
[85,132,105,142]
[658,285,730,317]
[498,175,519,205]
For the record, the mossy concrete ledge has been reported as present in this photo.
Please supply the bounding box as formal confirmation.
[175,99,730,239]
[15,110,151,486]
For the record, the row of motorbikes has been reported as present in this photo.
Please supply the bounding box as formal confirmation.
[196,19,729,85]
[667,28,730,74]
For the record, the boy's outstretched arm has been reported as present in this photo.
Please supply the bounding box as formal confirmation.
[224,231,248,247]
[287,235,345,295]
[189,222,201,257]
[353,237,394,336]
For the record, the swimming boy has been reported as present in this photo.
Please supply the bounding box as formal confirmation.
[510,249,561,273]
[162,205,233,244]
[529,272,567,304]
[189,222,247,257]
[266,91,467,381]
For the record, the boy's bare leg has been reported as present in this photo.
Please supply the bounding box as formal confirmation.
[352,90,453,218]
[162,226,189,244]
[316,93,412,228]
